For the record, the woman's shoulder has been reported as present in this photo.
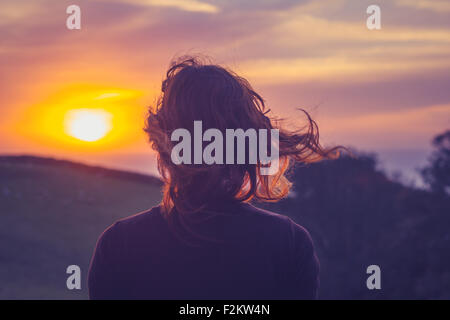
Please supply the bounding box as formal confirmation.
[115,205,164,227]
[242,203,305,229]
[240,203,314,243]
[97,206,165,243]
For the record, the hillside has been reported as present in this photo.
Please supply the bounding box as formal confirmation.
[0,155,162,299]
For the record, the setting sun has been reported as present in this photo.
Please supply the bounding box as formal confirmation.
[64,109,113,142]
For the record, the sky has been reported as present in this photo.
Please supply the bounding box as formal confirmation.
[1,0,449,183]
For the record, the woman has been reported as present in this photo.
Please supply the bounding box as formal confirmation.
[88,56,338,299]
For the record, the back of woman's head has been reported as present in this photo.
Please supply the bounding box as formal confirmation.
[145,56,339,216]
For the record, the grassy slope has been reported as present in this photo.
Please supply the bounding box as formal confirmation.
[0,156,162,299]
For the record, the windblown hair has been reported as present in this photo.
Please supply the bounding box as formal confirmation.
[145,56,339,219]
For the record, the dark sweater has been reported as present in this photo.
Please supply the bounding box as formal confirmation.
[88,203,319,299]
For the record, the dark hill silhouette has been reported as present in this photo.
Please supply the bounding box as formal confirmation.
[0,153,449,299]
[0,155,162,186]
[0,155,162,299]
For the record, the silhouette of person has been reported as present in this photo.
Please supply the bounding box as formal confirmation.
[88,56,338,299]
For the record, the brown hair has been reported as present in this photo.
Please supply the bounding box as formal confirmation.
[145,56,339,219]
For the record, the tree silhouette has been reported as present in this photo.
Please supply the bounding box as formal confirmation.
[422,130,450,196]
